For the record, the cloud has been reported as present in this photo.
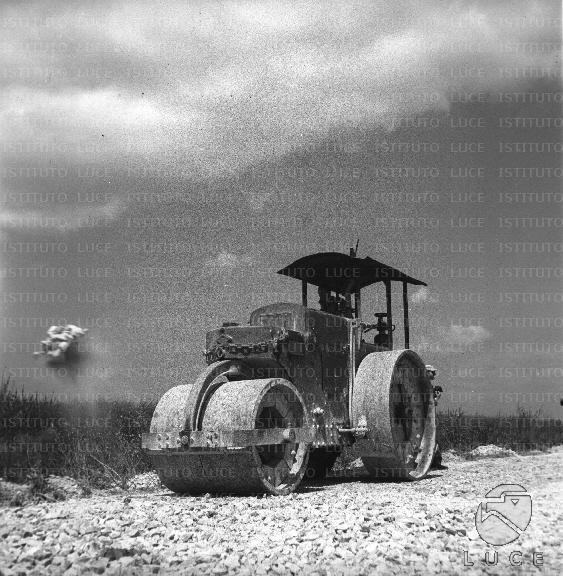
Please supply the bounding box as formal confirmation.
[0,0,559,190]
[244,188,277,213]
[410,286,439,305]
[0,196,125,232]
[416,323,491,355]
[446,324,491,346]
[203,251,253,273]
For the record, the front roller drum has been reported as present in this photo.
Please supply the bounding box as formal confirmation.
[352,350,436,480]
[151,378,309,495]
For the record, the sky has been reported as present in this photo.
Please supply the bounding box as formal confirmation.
[0,0,561,418]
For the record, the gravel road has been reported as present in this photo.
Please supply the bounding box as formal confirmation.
[1,449,561,576]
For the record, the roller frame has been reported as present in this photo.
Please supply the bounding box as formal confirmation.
[142,426,315,451]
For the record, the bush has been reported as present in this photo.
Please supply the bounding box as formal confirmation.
[436,407,563,453]
[0,372,156,488]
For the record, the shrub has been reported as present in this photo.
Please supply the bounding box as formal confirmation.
[0,372,156,488]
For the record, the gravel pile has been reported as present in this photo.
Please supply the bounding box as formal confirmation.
[43,476,86,499]
[126,473,162,492]
[466,445,518,459]
[440,449,463,462]
[0,449,561,575]
[0,479,32,506]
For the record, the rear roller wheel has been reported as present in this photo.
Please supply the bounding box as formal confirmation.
[352,350,436,480]
[151,378,310,495]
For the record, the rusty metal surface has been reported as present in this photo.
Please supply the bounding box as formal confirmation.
[142,431,182,451]
[148,384,192,436]
[190,427,314,448]
[149,361,236,437]
[187,360,249,432]
[204,326,274,364]
[351,349,436,480]
[204,326,309,365]
[151,450,264,494]
[249,303,354,425]
[143,427,314,451]
[147,289,437,492]
[150,378,310,495]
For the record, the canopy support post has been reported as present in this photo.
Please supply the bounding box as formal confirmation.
[385,280,393,350]
[354,290,361,319]
[302,280,307,307]
[402,281,409,349]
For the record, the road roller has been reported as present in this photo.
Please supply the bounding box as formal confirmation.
[142,250,441,495]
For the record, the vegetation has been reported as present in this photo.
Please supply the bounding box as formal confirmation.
[1,372,561,490]
[435,407,562,454]
[0,372,154,488]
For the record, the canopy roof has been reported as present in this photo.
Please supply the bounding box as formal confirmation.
[277,252,427,293]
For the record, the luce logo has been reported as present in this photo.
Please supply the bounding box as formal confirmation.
[475,484,532,546]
